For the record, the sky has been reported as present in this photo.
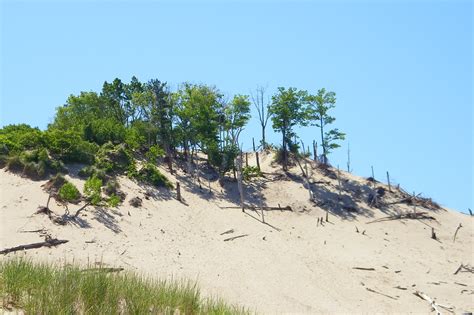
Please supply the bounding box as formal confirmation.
[0,0,472,212]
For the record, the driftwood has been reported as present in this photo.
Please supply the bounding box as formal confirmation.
[220,205,292,211]
[367,211,436,224]
[454,264,474,275]
[353,267,375,271]
[81,267,124,273]
[453,223,462,243]
[220,229,234,235]
[0,238,68,255]
[366,287,398,300]
[413,290,454,314]
[223,234,248,242]
[390,188,441,210]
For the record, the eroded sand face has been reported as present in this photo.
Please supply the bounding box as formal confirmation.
[1,152,472,313]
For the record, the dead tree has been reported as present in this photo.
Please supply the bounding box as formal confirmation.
[251,85,271,149]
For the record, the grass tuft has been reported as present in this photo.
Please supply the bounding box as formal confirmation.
[0,259,249,314]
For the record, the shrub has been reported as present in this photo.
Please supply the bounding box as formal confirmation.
[45,129,97,164]
[5,149,65,180]
[95,143,133,174]
[0,124,45,153]
[58,182,81,203]
[137,163,173,188]
[145,145,165,162]
[83,118,126,145]
[78,165,107,181]
[84,175,103,205]
[242,165,262,181]
[107,194,121,207]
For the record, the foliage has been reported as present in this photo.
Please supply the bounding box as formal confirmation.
[95,143,133,173]
[242,165,262,181]
[84,175,103,205]
[0,124,45,153]
[78,165,107,181]
[45,129,98,164]
[307,88,345,162]
[107,194,121,207]
[136,163,173,188]
[58,182,81,203]
[0,259,248,314]
[83,118,126,145]
[269,87,309,169]
[145,145,166,162]
[5,148,66,180]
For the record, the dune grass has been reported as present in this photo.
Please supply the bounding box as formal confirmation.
[0,259,249,314]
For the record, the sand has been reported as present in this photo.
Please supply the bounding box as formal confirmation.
[0,151,473,314]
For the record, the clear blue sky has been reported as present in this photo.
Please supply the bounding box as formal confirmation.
[1,0,472,212]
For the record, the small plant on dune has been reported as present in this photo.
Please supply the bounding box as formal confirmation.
[58,182,81,203]
[107,194,121,207]
[137,163,173,189]
[242,165,262,181]
[84,175,103,205]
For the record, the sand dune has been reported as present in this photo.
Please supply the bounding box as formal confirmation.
[1,151,472,313]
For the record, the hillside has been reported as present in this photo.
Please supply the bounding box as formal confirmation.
[0,150,472,313]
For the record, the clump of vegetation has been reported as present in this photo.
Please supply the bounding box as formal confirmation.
[78,165,107,181]
[242,166,262,181]
[58,182,81,203]
[5,148,66,180]
[83,175,103,205]
[95,143,133,174]
[0,259,248,314]
[106,194,121,207]
[135,163,173,189]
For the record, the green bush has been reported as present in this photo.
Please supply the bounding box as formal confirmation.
[5,149,66,180]
[45,129,97,164]
[242,165,262,181]
[84,175,103,205]
[83,118,126,145]
[78,165,107,181]
[58,182,81,203]
[137,163,173,188]
[95,143,133,173]
[0,124,45,153]
[145,145,165,162]
[107,194,121,207]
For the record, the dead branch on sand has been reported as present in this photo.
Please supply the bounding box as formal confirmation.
[365,287,398,300]
[413,290,454,314]
[353,267,375,271]
[223,234,249,242]
[454,264,474,275]
[453,223,462,243]
[367,212,436,224]
[220,205,292,211]
[81,267,124,273]
[389,188,441,210]
[0,238,69,255]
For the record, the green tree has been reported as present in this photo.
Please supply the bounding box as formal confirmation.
[269,87,309,170]
[308,88,345,164]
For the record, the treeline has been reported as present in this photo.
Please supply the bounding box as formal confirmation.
[0,76,345,180]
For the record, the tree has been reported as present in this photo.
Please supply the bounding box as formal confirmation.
[308,88,345,164]
[269,87,309,170]
[251,86,272,149]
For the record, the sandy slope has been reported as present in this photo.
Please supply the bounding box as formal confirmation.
[0,151,473,314]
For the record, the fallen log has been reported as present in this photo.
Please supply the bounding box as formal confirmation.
[223,234,249,242]
[0,238,69,255]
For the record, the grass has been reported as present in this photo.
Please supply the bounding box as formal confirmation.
[0,259,249,314]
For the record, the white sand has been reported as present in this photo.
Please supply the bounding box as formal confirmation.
[1,152,472,313]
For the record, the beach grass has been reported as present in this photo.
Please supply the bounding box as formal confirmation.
[0,259,249,314]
